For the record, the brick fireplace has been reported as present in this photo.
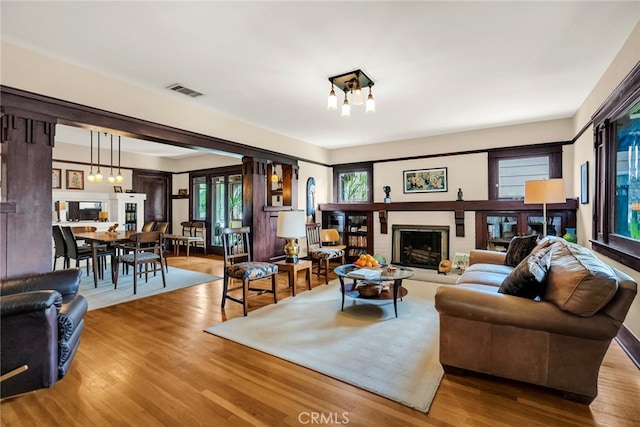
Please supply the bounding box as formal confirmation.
[392,225,450,270]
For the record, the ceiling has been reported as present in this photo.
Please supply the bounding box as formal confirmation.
[2,1,639,157]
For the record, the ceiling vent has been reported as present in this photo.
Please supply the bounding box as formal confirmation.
[166,83,203,98]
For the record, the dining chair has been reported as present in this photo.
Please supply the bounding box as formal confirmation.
[61,226,115,282]
[141,221,155,232]
[52,225,69,270]
[113,231,166,294]
[306,223,346,284]
[190,221,207,255]
[221,227,278,316]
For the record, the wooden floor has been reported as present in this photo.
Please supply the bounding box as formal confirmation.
[2,254,639,426]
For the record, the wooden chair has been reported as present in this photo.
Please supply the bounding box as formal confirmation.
[141,221,155,232]
[306,223,346,284]
[221,227,278,316]
[190,221,207,255]
[114,231,166,294]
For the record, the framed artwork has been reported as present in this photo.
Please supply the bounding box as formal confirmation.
[52,168,62,189]
[113,185,123,193]
[66,170,84,190]
[178,188,188,196]
[580,161,589,204]
[403,167,448,193]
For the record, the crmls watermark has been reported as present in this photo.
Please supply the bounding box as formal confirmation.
[298,412,350,425]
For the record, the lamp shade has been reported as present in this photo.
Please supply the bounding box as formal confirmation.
[276,210,306,238]
[524,179,565,204]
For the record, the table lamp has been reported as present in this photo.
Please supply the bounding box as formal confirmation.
[277,210,306,263]
[524,178,565,237]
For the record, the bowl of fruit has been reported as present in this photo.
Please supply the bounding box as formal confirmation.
[353,253,384,268]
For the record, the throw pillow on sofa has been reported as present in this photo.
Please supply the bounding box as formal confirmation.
[499,244,554,299]
[544,241,618,316]
[504,234,538,267]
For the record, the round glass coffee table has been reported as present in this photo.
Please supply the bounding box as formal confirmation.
[333,264,414,318]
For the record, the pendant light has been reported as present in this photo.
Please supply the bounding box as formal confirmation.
[107,134,116,184]
[95,132,103,182]
[341,92,350,118]
[327,81,337,110]
[116,135,124,183]
[87,130,96,183]
[365,84,376,113]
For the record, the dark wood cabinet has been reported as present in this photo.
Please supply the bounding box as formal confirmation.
[322,210,373,262]
[476,209,576,251]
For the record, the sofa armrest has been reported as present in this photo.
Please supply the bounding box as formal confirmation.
[434,286,621,341]
[469,250,506,266]
[0,291,62,317]
[0,269,81,300]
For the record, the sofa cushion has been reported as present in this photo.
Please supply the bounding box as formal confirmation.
[455,263,513,287]
[499,244,553,299]
[504,234,538,267]
[544,241,618,316]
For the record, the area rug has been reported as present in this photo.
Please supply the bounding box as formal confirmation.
[204,279,446,413]
[78,266,221,310]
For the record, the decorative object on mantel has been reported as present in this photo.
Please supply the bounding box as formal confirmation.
[113,186,123,193]
[327,69,375,117]
[457,188,464,201]
[403,168,448,193]
[438,260,452,275]
[563,227,577,243]
[383,186,391,203]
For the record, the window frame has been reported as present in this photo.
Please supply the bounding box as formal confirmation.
[488,144,563,200]
[332,162,373,204]
[591,62,640,271]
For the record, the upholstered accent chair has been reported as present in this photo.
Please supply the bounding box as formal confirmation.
[221,227,278,316]
[306,223,346,284]
[1,268,87,398]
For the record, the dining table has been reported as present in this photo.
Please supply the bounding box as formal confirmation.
[73,230,137,287]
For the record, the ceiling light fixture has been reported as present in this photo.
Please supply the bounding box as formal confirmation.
[95,132,103,183]
[108,134,116,184]
[87,130,95,183]
[116,135,124,183]
[327,69,375,116]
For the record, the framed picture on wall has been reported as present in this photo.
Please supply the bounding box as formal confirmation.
[580,161,589,204]
[403,167,448,193]
[66,169,84,190]
[52,168,62,189]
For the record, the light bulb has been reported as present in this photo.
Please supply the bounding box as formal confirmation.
[366,88,375,113]
[327,86,337,110]
[116,173,124,183]
[353,87,363,105]
[341,96,350,118]
[108,174,116,184]
[95,170,103,183]
[87,173,95,183]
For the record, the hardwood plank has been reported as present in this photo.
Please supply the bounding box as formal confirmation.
[1,253,639,426]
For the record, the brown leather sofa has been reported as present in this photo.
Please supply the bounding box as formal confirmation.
[1,268,87,398]
[434,238,637,404]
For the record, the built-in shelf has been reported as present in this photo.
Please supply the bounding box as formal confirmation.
[171,194,189,199]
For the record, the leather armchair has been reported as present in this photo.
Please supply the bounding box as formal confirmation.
[1,268,87,398]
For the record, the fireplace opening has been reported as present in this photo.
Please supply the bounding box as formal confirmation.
[392,225,449,270]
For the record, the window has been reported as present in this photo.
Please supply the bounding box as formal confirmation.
[592,62,640,270]
[333,162,373,203]
[488,145,563,200]
[192,176,207,221]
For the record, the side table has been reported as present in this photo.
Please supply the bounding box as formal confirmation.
[275,260,312,296]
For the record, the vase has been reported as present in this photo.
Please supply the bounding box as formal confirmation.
[563,227,577,243]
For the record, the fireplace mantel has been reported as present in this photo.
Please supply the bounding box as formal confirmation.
[319,199,579,237]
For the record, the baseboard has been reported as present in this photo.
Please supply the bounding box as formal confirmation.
[616,325,640,370]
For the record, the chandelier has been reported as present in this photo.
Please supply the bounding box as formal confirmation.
[87,130,124,184]
[327,69,375,117]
